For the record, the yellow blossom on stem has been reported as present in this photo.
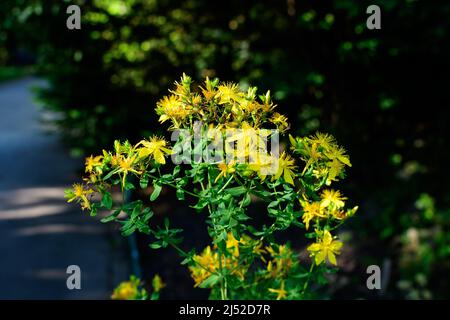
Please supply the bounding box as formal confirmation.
[85,155,103,173]
[189,246,219,287]
[111,276,146,300]
[320,189,347,209]
[215,161,236,183]
[155,95,191,126]
[216,82,242,105]
[226,232,241,257]
[301,201,325,230]
[272,152,296,186]
[308,132,336,151]
[325,144,351,167]
[270,112,289,132]
[65,183,94,211]
[137,136,173,164]
[307,230,343,266]
[116,154,139,187]
[268,281,287,300]
[152,274,166,293]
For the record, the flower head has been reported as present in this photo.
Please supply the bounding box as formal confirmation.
[189,246,219,287]
[85,155,103,173]
[216,82,242,105]
[111,276,146,300]
[156,95,191,127]
[152,274,166,293]
[137,136,172,164]
[307,230,343,265]
[65,183,94,210]
[272,152,296,186]
[214,161,236,183]
[320,189,347,209]
[301,201,324,230]
[268,281,287,300]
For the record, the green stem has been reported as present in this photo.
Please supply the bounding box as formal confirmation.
[218,175,234,194]
[301,262,315,297]
[146,173,200,198]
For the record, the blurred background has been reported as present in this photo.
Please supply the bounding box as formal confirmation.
[0,0,449,299]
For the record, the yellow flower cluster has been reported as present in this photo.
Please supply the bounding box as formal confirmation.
[111,276,147,300]
[264,245,297,300]
[189,246,219,287]
[189,233,262,287]
[290,132,351,185]
[301,189,358,230]
[155,74,288,132]
[65,136,173,203]
[265,245,295,279]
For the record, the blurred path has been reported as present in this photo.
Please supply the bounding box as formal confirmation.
[0,77,128,299]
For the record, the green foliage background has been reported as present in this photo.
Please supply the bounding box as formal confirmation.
[2,0,449,299]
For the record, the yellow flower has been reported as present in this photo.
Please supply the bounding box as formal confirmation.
[200,76,217,101]
[301,201,325,230]
[301,141,322,174]
[325,144,351,167]
[326,158,344,184]
[252,241,267,262]
[272,152,296,186]
[320,189,347,209]
[268,281,287,300]
[85,155,103,173]
[189,246,219,287]
[111,276,145,300]
[155,95,191,126]
[225,123,268,160]
[307,230,343,266]
[216,82,242,105]
[308,132,336,151]
[116,154,140,187]
[270,112,289,132]
[137,136,172,164]
[226,232,241,257]
[152,274,166,293]
[65,183,94,210]
[247,152,276,180]
[265,245,294,277]
[111,282,137,300]
[214,161,236,183]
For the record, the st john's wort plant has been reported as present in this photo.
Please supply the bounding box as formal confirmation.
[65,74,358,299]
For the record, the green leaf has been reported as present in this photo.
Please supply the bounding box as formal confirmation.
[226,186,247,196]
[250,189,272,202]
[173,165,181,176]
[191,198,208,210]
[176,188,185,200]
[124,181,135,190]
[101,192,113,210]
[150,183,162,201]
[140,176,149,189]
[164,217,170,229]
[149,243,162,249]
[100,208,121,223]
[241,193,251,207]
[103,169,118,181]
[199,274,221,288]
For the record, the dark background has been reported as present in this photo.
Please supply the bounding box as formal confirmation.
[1,0,449,299]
